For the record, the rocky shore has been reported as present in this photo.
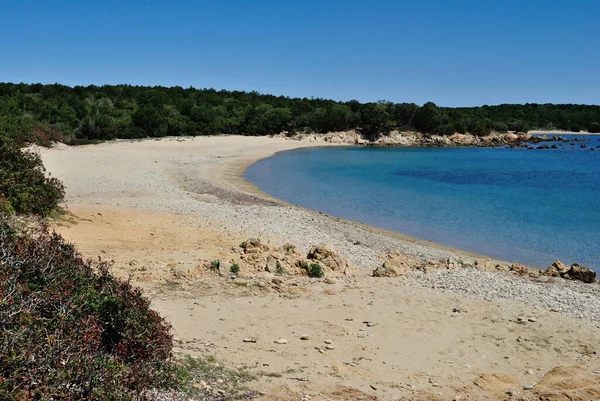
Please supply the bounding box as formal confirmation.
[287,130,532,147]
[37,136,600,401]
[286,129,600,150]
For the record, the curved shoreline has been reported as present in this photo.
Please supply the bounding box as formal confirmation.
[37,135,600,400]
[202,140,508,267]
[38,135,504,268]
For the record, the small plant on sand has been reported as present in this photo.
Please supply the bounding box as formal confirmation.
[283,243,295,253]
[309,263,325,278]
[301,262,324,278]
[239,241,246,249]
[275,261,287,275]
[230,263,240,274]
[210,260,221,271]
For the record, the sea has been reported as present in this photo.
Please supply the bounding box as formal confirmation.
[245,135,600,272]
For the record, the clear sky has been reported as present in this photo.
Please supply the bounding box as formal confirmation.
[1,0,598,106]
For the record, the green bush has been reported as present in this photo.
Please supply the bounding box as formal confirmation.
[301,262,324,278]
[0,218,174,400]
[211,260,221,270]
[309,263,325,278]
[230,263,240,274]
[0,136,65,216]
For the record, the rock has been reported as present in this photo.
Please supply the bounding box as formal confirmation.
[265,255,278,273]
[324,339,333,344]
[535,365,600,400]
[357,332,368,338]
[243,337,257,343]
[242,238,264,254]
[474,259,500,273]
[374,252,418,277]
[307,244,351,274]
[508,263,529,276]
[528,317,537,323]
[544,261,596,283]
[567,264,596,283]
[474,374,520,394]
[325,344,335,350]
[345,317,354,321]
[274,338,288,344]
[365,321,378,327]
[523,384,534,390]
[300,335,309,340]
[545,260,569,276]
[372,263,398,277]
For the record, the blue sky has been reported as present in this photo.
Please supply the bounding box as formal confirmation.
[0,0,598,106]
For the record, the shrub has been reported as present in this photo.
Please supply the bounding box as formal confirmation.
[302,263,325,278]
[210,260,221,270]
[230,263,240,274]
[0,136,65,216]
[0,218,174,400]
[309,263,325,278]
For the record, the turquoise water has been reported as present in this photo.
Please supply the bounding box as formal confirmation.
[245,136,600,271]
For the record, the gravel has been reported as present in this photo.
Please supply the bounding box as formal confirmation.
[403,269,600,323]
[39,140,600,325]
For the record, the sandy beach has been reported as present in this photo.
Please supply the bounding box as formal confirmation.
[38,136,600,401]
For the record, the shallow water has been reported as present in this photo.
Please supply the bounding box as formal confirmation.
[245,136,600,271]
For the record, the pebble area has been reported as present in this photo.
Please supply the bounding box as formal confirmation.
[43,143,600,326]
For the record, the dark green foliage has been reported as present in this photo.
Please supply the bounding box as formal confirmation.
[0,136,65,216]
[211,260,221,270]
[230,263,240,274]
[0,218,174,400]
[304,263,324,278]
[589,122,600,133]
[0,83,599,142]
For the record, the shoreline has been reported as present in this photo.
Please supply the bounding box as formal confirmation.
[221,144,507,265]
[37,135,600,400]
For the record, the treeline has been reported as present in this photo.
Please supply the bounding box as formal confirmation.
[1,82,599,144]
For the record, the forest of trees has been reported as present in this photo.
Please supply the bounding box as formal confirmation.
[1,82,599,145]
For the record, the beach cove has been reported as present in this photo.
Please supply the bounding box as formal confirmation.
[39,135,600,400]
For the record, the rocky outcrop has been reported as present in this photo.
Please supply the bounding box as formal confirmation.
[473,373,520,394]
[544,260,596,283]
[373,252,418,277]
[307,244,351,275]
[567,264,596,283]
[535,365,600,401]
[287,130,535,148]
[229,239,353,277]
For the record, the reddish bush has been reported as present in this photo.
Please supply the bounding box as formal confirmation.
[0,218,174,400]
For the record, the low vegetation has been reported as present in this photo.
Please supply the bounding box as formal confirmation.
[301,262,325,278]
[0,134,253,399]
[0,136,64,216]
[0,217,174,400]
